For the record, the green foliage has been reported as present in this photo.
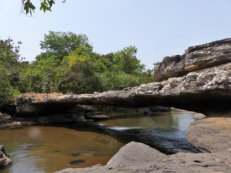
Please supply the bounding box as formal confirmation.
[22,0,58,15]
[58,59,102,94]
[0,39,22,105]
[40,31,91,60]
[23,55,60,93]
[98,71,153,91]
[0,32,154,105]
[112,46,145,74]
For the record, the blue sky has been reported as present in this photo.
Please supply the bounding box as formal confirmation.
[1,0,231,69]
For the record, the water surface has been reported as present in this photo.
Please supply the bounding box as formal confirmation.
[1,111,196,173]
[99,111,194,130]
[98,111,196,153]
[0,126,124,173]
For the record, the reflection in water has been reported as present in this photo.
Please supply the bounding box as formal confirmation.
[99,112,194,131]
[0,126,124,173]
[0,111,195,173]
[98,111,196,153]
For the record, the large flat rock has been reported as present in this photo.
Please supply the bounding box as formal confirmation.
[56,142,231,173]
[15,62,231,115]
[187,117,231,153]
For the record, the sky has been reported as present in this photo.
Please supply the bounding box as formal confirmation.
[1,0,231,69]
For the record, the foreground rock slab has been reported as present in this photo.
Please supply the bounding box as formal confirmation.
[0,145,12,168]
[56,142,231,173]
[187,117,231,153]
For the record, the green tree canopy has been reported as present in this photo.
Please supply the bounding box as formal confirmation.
[0,39,23,105]
[112,46,145,74]
[0,32,153,102]
[40,31,92,60]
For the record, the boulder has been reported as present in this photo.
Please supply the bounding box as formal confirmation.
[0,112,12,124]
[56,142,231,173]
[192,113,206,120]
[0,145,12,168]
[187,118,231,153]
[154,38,231,82]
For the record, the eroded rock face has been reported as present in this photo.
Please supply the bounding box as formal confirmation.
[56,142,231,173]
[154,38,231,82]
[187,117,231,153]
[0,145,12,168]
[15,62,231,115]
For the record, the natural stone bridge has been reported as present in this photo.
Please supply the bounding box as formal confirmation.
[14,38,231,116]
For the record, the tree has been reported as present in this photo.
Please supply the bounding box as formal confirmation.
[112,46,145,74]
[2,31,153,96]
[58,58,102,94]
[21,0,66,14]
[40,31,92,60]
[0,39,22,105]
[24,56,60,93]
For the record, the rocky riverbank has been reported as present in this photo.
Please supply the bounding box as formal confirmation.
[56,142,231,173]
[1,38,231,172]
[54,38,231,172]
[55,117,231,173]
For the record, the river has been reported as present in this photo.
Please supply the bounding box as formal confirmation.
[1,111,196,173]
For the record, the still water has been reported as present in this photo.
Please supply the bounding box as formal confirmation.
[1,111,195,173]
[99,111,194,131]
[0,126,124,173]
[98,111,196,153]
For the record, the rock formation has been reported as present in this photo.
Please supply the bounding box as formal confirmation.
[15,62,231,115]
[0,145,12,168]
[3,38,231,173]
[154,38,231,82]
[56,142,231,173]
[53,38,231,173]
[187,117,231,153]
[0,112,12,124]
[5,38,228,117]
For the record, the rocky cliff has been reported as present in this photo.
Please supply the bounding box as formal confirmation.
[154,38,231,82]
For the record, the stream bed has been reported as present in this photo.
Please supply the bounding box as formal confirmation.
[1,111,197,173]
